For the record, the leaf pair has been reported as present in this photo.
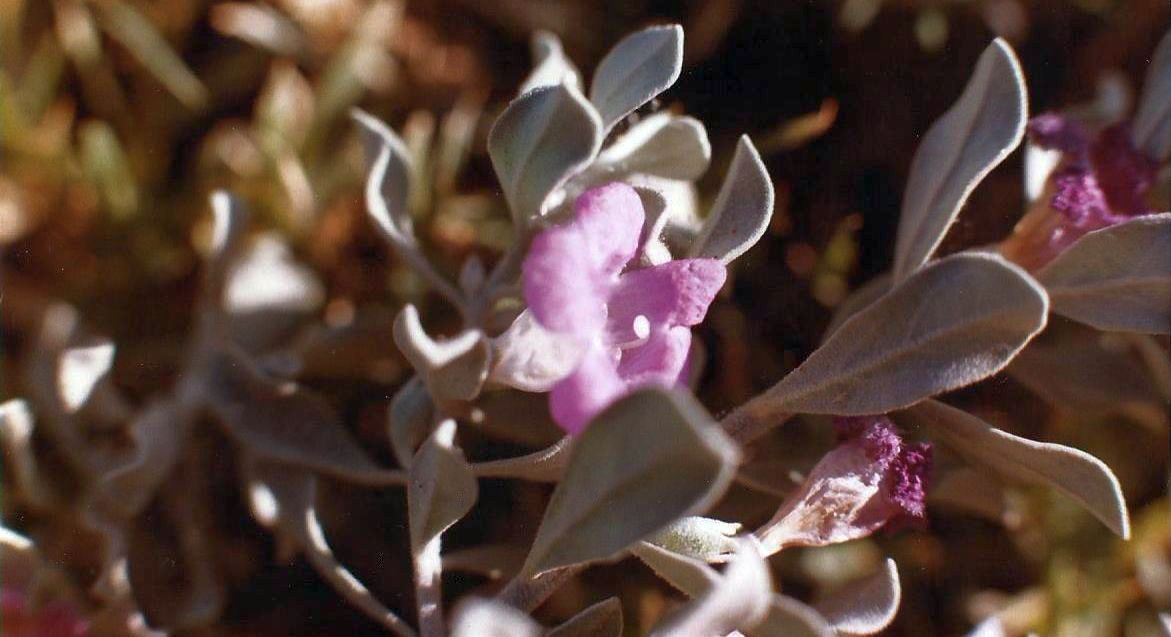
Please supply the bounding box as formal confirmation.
[490,25,686,221]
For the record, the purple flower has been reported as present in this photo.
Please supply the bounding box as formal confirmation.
[522,182,726,434]
[1019,113,1161,266]
[757,416,933,553]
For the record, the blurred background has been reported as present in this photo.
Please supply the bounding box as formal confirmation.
[1,0,1167,635]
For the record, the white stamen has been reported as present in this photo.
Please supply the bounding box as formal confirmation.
[633,315,650,340]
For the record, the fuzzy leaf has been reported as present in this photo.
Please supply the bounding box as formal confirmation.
[202,347,404,485]
[688,136,774,264]
[489,84,603,220]
[595,113,711,181]
[408,420,478,550]
[646,516,741,562]
[393,305,490,401]
[822,273,892,341]
[1036,214,1171,334]
[519,31,581,94]
[631,542,720,596]
[388,376,436,469]
[649,538,772,637]
[352,109,415,243]
[521,389,739,576]
[1131,33,1171,160]
[813,559,901,636]
[547,597,623,637]
[744,252,1047,418]
[748,596,836,637]
[451,598,542,637]
[632,542,832,637]
[589,24,683,132]
[906,399,1130,538]
[892,39,1027,281]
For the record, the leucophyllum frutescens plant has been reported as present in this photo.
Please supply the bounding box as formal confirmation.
[2,24,1163,637]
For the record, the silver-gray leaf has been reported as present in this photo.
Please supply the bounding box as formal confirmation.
[821,273,892,341]
[742,252,1047,418]
[352,109,415,243]
[589,24,683,132]
[408,420,478,550]
[688,136,774,264]
[646,516,741,563]
[892,39,1026,281]
[595,113,711,181]
[906,399,1130,538]
[488,84,602,221]
[388,376,436,469]
[519,31,582,95]
[521,389,739,576]
[547,597,623,637]
[393,304,490,402]
[1036,213,1171,334]
[812,559,900,636]
[648,538,772,637]
[1130,33,1171,161]
[747,596,836,637]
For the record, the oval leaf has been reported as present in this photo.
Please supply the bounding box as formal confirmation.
[743,252,1047,418]
[595,113,711,181]
[1036,214,1171,334]
[822,273,892,341]
[906,399,1130,538]
[521,389,739,576]
[813,559,901,636]
[1131,33,1171,161]
[408,420,478,550]
[589,24,683,132]
[688,136,774,264]
[748,595,836,637]
[519,31,581,94]
[892,39,1027,281]
[488,84,603,220]
[547,597,623,637]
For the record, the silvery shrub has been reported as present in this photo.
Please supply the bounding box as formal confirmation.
[2,24,1167,637]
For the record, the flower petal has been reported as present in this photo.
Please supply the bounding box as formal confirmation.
[1090,123,1159,215]
[574,182,646,276]
[617,326,692,386]
[523,224,607,336]
[549,345,626,434]
[605,258,725,341]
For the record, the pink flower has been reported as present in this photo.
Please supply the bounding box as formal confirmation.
[522,182,726,434]
[757,416,932,553]
[1022,113,1160,264]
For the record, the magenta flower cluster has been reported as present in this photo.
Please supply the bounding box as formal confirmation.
[1028,113,1160,257]
[834,416,933,524]
[522,182,726,434]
